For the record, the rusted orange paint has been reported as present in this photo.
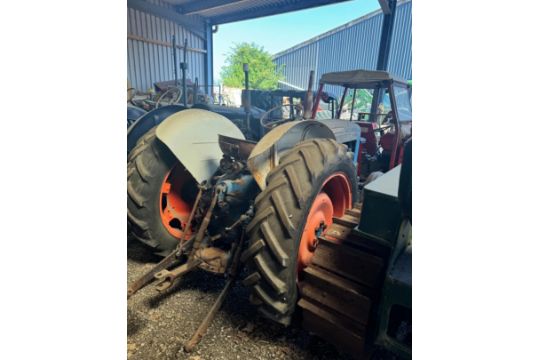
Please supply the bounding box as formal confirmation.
[297,172,352,274]
[159,165,194,239]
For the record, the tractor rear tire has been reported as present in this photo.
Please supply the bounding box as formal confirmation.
[127,127,179,255]
[242,138,358,325]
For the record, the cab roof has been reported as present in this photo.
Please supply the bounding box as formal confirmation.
[320,69,409,89]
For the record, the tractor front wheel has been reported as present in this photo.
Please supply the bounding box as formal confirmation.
[242,138,358,325]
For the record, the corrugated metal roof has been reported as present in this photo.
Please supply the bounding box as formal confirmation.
[161,0,353,24]
[273,0,412,93]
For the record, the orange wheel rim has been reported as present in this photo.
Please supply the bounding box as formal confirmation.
[297,173,352,276]
[159,164,196,239]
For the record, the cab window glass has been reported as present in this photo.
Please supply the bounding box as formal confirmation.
[340,88,374,120]
[394,86,412,121]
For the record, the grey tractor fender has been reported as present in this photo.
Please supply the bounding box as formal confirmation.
[247,120,340,190]
[156,108,245,184]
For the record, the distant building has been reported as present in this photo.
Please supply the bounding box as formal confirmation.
[273,0,411,92]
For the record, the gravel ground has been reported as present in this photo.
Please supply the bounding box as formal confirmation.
[127,240,355,360]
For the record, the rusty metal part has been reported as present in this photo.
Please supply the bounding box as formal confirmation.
[184,276,235,352]
[188,188,221,262]
[209,234,222,242]
[177,187,204,256]
[227,232,245,277]
[184,232,245,353]
[127,187,204,298]
[150,186,217,292]
[218,135,256,161]
[298,202,390,358]
[195,247,230,274]
[127,249,182,298]
[153,259,202,292]
[224,214,249,232]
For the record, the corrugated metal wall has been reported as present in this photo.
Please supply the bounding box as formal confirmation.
[127,0,207,91]
[274,0,411,92]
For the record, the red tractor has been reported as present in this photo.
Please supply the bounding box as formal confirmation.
[311,70,412,180]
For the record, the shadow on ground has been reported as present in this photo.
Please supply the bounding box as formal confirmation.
[127,240,354,360]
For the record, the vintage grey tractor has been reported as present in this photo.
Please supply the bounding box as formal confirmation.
[127,69,412,359]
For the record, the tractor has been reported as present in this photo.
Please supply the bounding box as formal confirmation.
[310,69,412,179]
[127,69,412,358]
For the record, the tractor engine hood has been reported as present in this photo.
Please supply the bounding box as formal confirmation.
[156,109,245,184]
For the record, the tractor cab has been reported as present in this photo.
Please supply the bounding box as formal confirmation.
[311,69,412,179]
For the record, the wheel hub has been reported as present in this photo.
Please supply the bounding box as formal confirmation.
[297,172,353,277]
[159,164,195,239]
[298,192,333,270]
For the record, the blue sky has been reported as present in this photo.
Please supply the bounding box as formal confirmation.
[213,0,380,82]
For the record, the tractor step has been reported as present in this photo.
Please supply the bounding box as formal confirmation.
[311,237,384,288]
[345,207,362,218]
[299,297,366,358]
[332,214,359,227]
[298,202,388,358]
[301,266,372,325]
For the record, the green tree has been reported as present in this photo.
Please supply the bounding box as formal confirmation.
[220,42,284,90]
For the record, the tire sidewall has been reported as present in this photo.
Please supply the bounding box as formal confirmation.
[127,128,181,254]
[286,157,358,304]
[143,144,179,251]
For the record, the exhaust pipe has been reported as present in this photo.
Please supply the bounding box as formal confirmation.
[243,63,251,134]
[304,70,314,119]
[172,35,178,87]
[193,77,199,105]
[181,38,188,106]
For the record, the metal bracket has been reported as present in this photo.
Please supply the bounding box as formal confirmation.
[154,259,202,292]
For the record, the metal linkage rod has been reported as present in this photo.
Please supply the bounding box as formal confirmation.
[188,188,220,264]
[127,250,180,299]
[184,233,245,352]
[184,277,234,352]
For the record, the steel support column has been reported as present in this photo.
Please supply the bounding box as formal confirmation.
[376,0,397,71]
[205,23,214,96]
[370,0,397,122]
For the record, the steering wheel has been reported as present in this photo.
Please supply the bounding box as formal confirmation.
[260,104,301,129]
[373,125,392,133]
[156,87,182,108]
[382,111,395,125]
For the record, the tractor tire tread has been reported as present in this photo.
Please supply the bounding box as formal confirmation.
[127,126,179,254]
[243,138,358,325]
[134,155,151,182]
[241,239,265,263]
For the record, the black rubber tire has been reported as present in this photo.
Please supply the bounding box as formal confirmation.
[241,138,359,325]
[127,126,179,255]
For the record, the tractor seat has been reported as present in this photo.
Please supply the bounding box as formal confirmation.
[380,132,396,152]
